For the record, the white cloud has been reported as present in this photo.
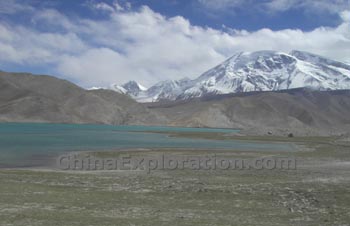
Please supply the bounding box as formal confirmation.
[0,2,349,88]
[228,25,350,61]
[124,2,132,10]
[57,48,126,86]
[198,0,350,15]
[31,9,75,30]
[0,24,86,64]
[113,0,125,11]
[0,0,34,14]
[265,0,350,14]
[197,0,245,11]
[93,2,116,12]
[87,0,131,13]
[56,7,230,87]
[340,10,350,22]
[264,0,300,12]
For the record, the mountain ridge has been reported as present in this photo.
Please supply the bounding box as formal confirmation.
[115,50,350,102]
[1,71,349,136]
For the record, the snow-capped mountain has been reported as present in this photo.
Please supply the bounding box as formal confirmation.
[111,81,147,96]
[112,78,193,102]
[144,78,194,102]
[113,50,350,102]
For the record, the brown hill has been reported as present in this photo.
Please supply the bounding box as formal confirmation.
[0,71,166,125]
[147,89,350,136]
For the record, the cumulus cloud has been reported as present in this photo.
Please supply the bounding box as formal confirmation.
[0,23,86,64]
[55,7,232,87]
[0,1,349,88]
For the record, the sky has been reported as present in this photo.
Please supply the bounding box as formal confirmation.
[0,0,349,88]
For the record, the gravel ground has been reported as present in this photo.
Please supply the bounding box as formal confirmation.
[0,136,349,226]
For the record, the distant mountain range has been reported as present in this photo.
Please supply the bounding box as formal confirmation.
[112,50,350,102]
[1,71,350,136]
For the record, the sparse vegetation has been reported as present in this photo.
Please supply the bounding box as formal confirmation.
[1,135,350,226]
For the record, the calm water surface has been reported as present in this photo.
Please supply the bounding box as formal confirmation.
[0,123,294,167]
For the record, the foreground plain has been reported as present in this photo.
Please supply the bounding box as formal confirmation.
[0,134,350,226]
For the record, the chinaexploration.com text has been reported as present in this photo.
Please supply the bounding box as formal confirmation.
[57,154,297,173]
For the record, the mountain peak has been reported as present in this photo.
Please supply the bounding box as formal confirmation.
[110,50,350,102]
[110,80,147,97]
[290,50,350,69]
[290,50,326,62]
[123,81,147,91]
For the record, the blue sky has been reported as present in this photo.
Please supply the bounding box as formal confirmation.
[0,0,349,87]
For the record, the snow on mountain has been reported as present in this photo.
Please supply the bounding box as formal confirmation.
[110,81,147,96]
[145,78,194,102]
[111,85,127,94]
[88,86,105,90]
[112,50,350,102]
[110,78,194,102]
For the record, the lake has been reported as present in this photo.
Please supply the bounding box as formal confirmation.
[0,123,295,167]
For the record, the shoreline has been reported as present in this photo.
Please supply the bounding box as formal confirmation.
[0,143,304,171]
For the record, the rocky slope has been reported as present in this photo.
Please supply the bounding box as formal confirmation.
[0,72,166,125]
[147,88,350,136]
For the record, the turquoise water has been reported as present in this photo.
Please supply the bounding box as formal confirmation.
[0,123,294,167]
